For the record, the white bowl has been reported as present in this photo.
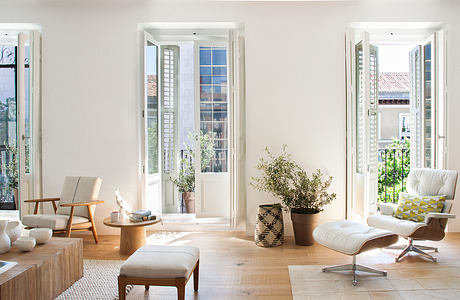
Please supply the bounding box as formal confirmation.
[14,237,36,252]
[29,228,52,244]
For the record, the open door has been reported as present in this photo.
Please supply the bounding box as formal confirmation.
[142,32,162,215]
[194,42,230,218]
[349,31,379,221]
[409,45,422,169]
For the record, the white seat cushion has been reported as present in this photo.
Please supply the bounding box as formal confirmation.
[22,214,90,230]
[57,176,102,218]
[313,220,396,255]
[120,245,199,279]
[367,214,426,237]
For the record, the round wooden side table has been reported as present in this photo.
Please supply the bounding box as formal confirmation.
[103,217,161,255]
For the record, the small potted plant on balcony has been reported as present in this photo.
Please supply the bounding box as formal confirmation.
[171,131,215,213]
[251,145,336,246]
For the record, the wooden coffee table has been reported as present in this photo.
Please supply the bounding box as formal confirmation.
[103,217,161,255]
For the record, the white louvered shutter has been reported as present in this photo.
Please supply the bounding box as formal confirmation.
[409,46,422,168]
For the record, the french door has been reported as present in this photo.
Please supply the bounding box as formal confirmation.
[0,30,41,215]
[194,41,231,218]
[347,31,379,221]
[142,33,162,215]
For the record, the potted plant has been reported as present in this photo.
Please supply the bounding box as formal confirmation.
[171,131,215,213]
[251,145,336,246]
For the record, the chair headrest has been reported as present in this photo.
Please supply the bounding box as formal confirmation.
[406,168,458,200]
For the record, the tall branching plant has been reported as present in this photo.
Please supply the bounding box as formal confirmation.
[251,145,336,214]
[171,131,215,193]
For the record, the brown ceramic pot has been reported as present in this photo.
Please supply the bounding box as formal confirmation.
[291,210,319,246]
[183,192,195,213]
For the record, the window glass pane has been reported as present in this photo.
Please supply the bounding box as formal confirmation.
[200,86,212,102]
[199,46,228,172]
[200,48,211,65]
[212,67,227,75]
[200,67,211,75]
[212,76,227,85]
[212,49,226,65]
[212,86,227,102]
[200,76,211,84]
[146,44,159,174]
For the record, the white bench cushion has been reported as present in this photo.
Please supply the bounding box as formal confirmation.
[313,220,396,255]
[367,214,426,237]
[120,245,199,279]
[22,214,89,230]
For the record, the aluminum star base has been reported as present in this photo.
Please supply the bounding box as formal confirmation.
[322,256,387,286]
[385,238,437,262]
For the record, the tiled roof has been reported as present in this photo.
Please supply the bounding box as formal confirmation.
[379,72,409,92]
[147,75,157,97]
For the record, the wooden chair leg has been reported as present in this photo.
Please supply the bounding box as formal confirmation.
[118,277,126,300]
[34,202,39,214]
[194,260,199,292]
[65,206,75,238]
[176,279,186,300]
[145,285,149,290]
[87,205,99,243]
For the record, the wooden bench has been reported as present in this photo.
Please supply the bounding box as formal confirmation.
[118,245,200,300]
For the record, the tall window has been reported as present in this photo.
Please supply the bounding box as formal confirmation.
[199,46,228,173]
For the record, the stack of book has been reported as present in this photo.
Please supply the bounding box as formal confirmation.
[129,210,157,222]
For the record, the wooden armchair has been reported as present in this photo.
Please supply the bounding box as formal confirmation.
[22,176,103,243]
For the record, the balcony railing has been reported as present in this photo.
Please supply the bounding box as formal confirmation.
[378,148,410,203]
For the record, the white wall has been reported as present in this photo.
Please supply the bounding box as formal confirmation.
[1,0,460,234]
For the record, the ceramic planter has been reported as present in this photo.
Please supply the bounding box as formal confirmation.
[0,220,11,254]
[183,192,195,213]
[291,210,319,246]
[6,221,22,243]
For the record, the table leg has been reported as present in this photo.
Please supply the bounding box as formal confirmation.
[120,226,146,255]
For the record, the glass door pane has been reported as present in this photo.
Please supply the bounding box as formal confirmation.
[146,43,159,175]
[199,46,228,173]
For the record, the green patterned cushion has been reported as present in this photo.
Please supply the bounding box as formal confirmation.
[394,193,446,222]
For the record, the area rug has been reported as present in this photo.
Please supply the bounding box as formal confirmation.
[55,260,131,300]
[289,263,460,299]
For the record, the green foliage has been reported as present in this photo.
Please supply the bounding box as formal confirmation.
[251,145,336,214]
[4,143,18,190]
[147,127,158,174]
[378,138,410,203]
[171,131,215,193]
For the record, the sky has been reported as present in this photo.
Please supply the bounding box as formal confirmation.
[377,44,416,73]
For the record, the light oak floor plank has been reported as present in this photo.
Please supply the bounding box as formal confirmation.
[78,231,460,299]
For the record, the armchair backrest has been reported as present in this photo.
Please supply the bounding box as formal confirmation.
[406,168,458,214]
[56,176,102,218]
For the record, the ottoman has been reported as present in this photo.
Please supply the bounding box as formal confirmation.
[313,220,398,286]
[118,245,200,300]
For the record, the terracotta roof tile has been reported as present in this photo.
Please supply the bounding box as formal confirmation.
[379,72,409,92]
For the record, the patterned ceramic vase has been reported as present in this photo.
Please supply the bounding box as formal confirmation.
[255,203,284,247]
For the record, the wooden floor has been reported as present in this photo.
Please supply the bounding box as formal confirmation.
[80,231,460,299]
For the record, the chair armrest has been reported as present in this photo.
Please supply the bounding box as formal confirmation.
[425,212,456,223]
[60,201,104,207]
[24,198,60,203]
[377,203,397,216]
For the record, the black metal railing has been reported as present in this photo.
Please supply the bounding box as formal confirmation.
[378,148,410,203]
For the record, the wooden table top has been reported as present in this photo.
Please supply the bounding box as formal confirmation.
[0,237,82,285]
[103,217,161,228]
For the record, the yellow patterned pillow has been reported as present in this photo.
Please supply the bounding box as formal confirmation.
[394,193,446,222]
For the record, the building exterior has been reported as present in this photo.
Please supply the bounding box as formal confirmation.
[378,72,410,149]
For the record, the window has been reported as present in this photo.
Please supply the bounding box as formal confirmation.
[199,46,228,173]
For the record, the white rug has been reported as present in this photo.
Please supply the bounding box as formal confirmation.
[289,264,460,299]
[55,260,131,300]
